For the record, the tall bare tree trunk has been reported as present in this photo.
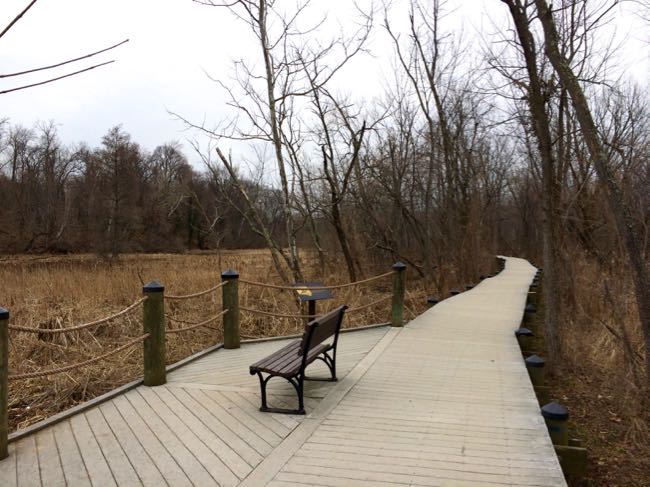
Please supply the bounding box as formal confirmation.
[258,1,303,283]
[502,0,561,366]
[534,0,650,384]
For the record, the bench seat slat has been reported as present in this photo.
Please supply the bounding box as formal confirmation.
[251,343,331,378]
[250,341,300,370]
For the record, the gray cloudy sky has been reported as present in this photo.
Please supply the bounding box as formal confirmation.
[1,0,647,162]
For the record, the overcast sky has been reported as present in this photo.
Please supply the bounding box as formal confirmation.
[1,0,648,164]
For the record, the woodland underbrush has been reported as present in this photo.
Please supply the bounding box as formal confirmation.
[550,254,648,486]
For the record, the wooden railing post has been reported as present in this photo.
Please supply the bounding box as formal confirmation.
[222,269,240,349]
[143,282,166,386]
[0,307,8,460]
[391,262,407,327]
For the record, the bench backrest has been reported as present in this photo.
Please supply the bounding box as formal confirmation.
[299,305,347,355]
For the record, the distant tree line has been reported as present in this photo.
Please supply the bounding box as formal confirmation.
[0,122,286,255]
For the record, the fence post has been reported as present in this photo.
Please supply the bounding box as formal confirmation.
[222,269,240,349]
[143,282,166,386]
[0,307,8,460]
[391,262,406,327]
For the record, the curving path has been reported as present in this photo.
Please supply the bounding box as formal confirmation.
[0,257,566,486]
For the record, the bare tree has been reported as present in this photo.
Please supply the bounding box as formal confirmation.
[533,0,650,385]
[499,0,562,366]
[184,0,372,282]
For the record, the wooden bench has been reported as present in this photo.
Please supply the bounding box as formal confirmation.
[249,305,348,415]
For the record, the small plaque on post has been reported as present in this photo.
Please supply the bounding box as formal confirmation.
[292,282,333,321]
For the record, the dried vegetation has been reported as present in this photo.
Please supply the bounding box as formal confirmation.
[0,250,437,431]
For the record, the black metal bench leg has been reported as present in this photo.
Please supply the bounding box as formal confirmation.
[254,373,306,415]
[305,352,337,382]
[255,372,270,411]
[297,374,305,413]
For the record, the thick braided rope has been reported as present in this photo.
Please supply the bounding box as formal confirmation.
[239,271,393,291]
[8,334,149,380]
[166,309,228,334]
[346,295,392,313]
[165,282,226,301]
[240,306,314,319]
[7,297,147,334]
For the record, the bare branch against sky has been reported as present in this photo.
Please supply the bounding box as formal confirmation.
[0,0,646,157]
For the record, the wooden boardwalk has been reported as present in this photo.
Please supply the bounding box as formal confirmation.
[0,257,566,486]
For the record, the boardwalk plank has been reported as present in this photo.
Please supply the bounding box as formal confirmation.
[0,444,17,487]
[35,428,65,487]
[50,420,91,487]
[186,388,275,456]
[202,390,285,445]
[69,414,116,486]
[15,435,40,487]
[122,390,215,486]
[98,401,167,487]
[111,394,191,487]
[84,407,142,486]
[153,386,252,480]
[136,387,239,487]
[167,386,264,467]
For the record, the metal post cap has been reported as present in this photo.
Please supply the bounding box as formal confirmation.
[525,303,537,313]
[221,269,239,279]
[541,402,569,421]
[426,297,439,305]
[515,327,533,337]
[143,281,164,293]
[392,262,407,271]
[450,290,460,296]
[0,307,8,320]
[525,355,545,368]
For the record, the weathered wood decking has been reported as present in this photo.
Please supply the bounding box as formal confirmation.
[0,257,566,486]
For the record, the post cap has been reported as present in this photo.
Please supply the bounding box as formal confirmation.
[450,290,460,296]
[515,327,533,337]
[525,354,545,368]
[392,262,406,271]
[525,303,537,313]
[143,281,164,293]
[426,297,439,305]
[221,269,239,279]
[0,307,8,320]
[541,402,568,421]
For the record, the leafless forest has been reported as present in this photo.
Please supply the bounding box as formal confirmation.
[1,0,649,484]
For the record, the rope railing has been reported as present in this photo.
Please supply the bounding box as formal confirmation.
[166,309,229,334]
[8,333,149,380]
[7,297,148,335]
[239,270,393,291]
[346,295,392,313]
[241,294,392,319]
[165,282,226,301]
[240,306,314,319]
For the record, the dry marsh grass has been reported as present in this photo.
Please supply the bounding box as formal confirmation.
[550,256,649,486]
[1,250,435,431]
